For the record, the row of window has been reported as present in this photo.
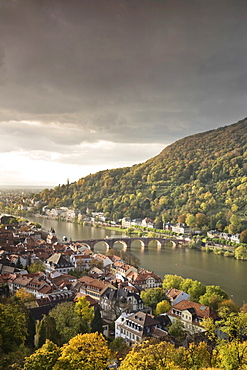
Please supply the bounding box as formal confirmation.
[120,327,140,341]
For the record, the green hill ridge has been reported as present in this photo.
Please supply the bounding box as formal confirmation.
[36,118,247,233]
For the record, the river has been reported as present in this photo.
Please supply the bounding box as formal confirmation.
[28,216,247,306]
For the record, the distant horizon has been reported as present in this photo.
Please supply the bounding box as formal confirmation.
[1,116,246,189]
[0,185,54,190]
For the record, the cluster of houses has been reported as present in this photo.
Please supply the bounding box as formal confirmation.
[207,230,240,244]
[121,217,155,229]
[0,216,218,345]
[163,222,191,234]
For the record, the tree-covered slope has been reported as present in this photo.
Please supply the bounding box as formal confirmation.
[36,118,247,232]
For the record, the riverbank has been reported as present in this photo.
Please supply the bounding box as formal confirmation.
[9,211,247,261]
[24,214,247,305]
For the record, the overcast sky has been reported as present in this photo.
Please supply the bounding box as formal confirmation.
[0,0,246,186]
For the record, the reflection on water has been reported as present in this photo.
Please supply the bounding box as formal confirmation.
[28,216,247,306]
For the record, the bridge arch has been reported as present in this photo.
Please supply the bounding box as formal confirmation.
[129,238,146,249]
[93,240,110,252]
[111,240,128,251]
[146,238,163,249]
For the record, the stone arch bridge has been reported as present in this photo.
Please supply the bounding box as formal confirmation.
[73,236,189,251]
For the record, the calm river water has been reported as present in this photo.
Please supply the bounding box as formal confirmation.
[29,216,247,306]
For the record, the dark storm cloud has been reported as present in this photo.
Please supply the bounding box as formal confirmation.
[0,0,246,153]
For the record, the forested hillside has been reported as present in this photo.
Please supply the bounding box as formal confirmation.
[35,118,247,232]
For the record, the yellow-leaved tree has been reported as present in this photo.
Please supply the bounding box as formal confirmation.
[54,332,112,370]
[24,339,61,370]
[74,296,94,327]
[119,340,180,370]
[155,299,171,315]
[15,288,36,303]
[119,340,216,370]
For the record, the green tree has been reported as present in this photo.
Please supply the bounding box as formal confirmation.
[219,311,247,342]
[0,344,31,370]
[24,340,61,370]
[34,316,56,348]
[187,280,206,302]
[199,285,228,310]
[163,274,183,290]
[49,302,80,346]
[0,303,27,353]
[202,312,247,344]
[109,337,129,362]
[168,319,185,340]
[185,213,196,229]
[140,287,166,311]
[155,300,171,315]
[28,262,46,273]
[180,278,194,294]
[234,246,247,260]
[240,230,247,244]
[16,257,23,269]
[91,305,104,333]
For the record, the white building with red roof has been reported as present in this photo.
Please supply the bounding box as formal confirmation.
[126,268,162,290]
[167,299,217,334]
[115,311,167,344]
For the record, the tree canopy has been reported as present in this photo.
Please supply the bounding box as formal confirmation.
[24,340,61,370]
[48,302,81,346]
[54,333,112,370]
[140,287,166,311]
[0,302,27,353]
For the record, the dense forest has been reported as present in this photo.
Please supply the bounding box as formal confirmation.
[34,118,247,233]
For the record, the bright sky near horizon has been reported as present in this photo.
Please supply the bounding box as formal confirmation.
[0,0,246,187]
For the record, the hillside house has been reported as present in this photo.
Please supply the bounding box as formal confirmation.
[70,253,93,271]
[122,217,131,228]
[101,287,143,320]
[167,299,217,334]
[115,311,166,344]
[142,218,154,228]
[8,272,55,298]
[172,223,191,234]
[126,269,162,290]
[111,261,138,278]
[73,275,117,301]
[45,253,74,274]
[93,253,113,267]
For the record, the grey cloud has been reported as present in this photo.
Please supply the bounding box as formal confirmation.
[0,0,246,151]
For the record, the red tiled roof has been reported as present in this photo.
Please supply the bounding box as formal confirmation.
[166,288,183,300]
[170,299,216,319]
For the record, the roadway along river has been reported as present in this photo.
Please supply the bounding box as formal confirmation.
[29,216,247,306]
